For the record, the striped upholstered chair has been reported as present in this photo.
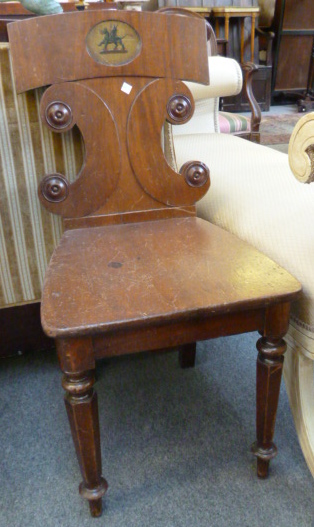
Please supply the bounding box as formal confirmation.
[0,0,87,356]
[158,6,261,143]
[176,56,261,144]
[218,63,261,143]
[0,0,117,356]
[158,7,261,143]
[219,110,253,136]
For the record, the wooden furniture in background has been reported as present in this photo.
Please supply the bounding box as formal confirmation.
[271,0,314,109]
[157,1,271,112]
[221,22,273,113]
[211,6,260,63]
[210,5,271,112]
[0,304,54,357]
[8,9,301,516]
[221,60,271,112]
[185,5,260,63]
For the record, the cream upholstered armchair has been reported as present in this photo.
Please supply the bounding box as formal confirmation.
[158,6,261,142]
[168,63,314,478]
[171,55,260,143]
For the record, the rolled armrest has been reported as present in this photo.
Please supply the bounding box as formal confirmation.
[288,112,314,184]
[184,56,243,101]
[172,56,243,137]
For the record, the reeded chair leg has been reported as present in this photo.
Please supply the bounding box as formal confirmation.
[251,303,290,478]
[178,342,196,369]
[251,336,285,477]
[62,370,108,517]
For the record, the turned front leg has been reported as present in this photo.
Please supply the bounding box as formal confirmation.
[62,371,108,517]
[251,303,290,478]
[251,336,285,477]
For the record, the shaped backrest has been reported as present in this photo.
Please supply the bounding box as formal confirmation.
[8,10,210,229]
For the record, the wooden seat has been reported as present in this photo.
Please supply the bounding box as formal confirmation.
[8,9,301,518]
[42,217,300,339]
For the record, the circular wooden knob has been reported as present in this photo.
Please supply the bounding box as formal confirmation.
[45,101,72,129]
[40,174,69,203]
[180,161,210,187]
[167,95,193,123]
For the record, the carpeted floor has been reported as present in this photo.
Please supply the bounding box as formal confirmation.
[1,333,314,527]
[260,113,302,146]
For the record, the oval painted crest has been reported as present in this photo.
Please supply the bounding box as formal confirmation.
[86,20,141,66]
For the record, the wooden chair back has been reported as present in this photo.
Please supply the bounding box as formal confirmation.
[8,10,210,229]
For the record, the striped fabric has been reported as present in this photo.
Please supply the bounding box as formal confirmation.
[0,44,84,309]
[218,110,251,134]
[0,44,178,310]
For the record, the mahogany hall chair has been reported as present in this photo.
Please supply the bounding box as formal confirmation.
[8,9,301,517]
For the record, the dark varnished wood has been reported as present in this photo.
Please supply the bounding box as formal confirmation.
[179,343,197,369]
[252,303,291,477]
[237,62,261,143]
[0,302,53,358]
[40,218,300,339]
[8,11,209,223]
[8,10,208,93]
[91,308,266,360]
[36,76,208,221]
[8,10,302,517]
[62,369,108,516]
[271,0,314,106]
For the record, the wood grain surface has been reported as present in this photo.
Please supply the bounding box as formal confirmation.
[41,217,301,338]
[8,10,209,93]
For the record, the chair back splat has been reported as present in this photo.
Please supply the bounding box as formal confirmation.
[9,10,210,228]
[8,10,301,518]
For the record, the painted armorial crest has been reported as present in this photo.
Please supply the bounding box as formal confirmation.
[8,10,210,228]
[86,20,142,65]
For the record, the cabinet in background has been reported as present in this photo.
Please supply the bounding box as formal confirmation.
[271,0,314,108]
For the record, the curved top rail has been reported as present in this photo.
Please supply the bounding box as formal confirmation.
[8,10,209,93]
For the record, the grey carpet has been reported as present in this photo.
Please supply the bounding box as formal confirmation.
[1,333,314,527]
[267,143,289,154]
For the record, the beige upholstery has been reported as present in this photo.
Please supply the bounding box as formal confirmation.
[179,56,243,135]
[174,133,314,333]
[185,57,242,101]
[172,105,314,477]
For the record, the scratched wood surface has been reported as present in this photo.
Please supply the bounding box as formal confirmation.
[41,217,301,338]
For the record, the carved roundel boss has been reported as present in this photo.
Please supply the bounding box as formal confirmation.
[86,20,142,66]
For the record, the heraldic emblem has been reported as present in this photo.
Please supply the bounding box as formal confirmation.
[86,20,141,66]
